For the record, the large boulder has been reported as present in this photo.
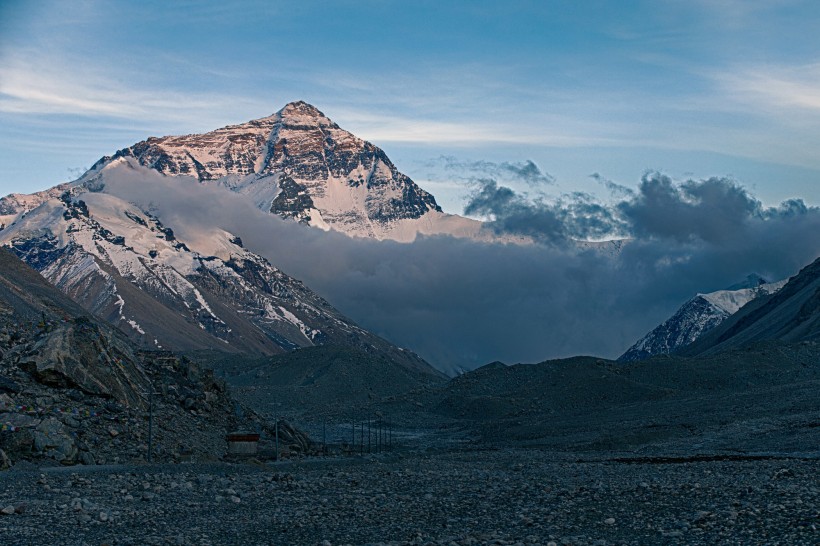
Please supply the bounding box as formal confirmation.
[32,417,78,464]
[18,320,150,408]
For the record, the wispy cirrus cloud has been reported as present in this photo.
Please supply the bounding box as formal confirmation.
[715,63,820,113]
[321,107,632,148]
[427,157,555,187]
[0,50,625,149]
[683,0,806,30]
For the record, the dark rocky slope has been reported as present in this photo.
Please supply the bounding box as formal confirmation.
[619,276,783,362]
[208,345,446,420]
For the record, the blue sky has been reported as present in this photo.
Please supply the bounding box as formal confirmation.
[1,0,819,212]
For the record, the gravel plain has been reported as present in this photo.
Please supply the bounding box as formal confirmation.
[0,448,817,545]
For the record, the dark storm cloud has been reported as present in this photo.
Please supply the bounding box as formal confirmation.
[766,198,812,218]
[100,168,820,375]
[500,160,554,186]
[464,179,568,244]
[616,173,819,245]
[472,171,820,248]
[464,181,628,242]
[556,192,631,241]
[618,173,760,243]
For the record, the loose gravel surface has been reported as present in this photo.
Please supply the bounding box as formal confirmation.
[0,449,817,545]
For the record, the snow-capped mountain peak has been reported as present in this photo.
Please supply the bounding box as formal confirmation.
[77,101,481,241]
[618,278,786,362]
[699,280,786,316]
[276,100,337,128]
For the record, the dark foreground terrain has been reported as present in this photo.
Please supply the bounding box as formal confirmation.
[0,448,817,545]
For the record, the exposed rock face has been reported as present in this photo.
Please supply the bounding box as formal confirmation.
[18,319,149,407]
[95,101,445,238]
[270,176,315,222]
[32,418,78,464]
[619,278,786,362]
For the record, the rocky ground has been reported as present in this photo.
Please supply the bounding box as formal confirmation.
[0,448,817,545]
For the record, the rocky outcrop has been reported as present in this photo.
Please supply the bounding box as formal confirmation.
[32,418,78,464]
[18,319,149,407]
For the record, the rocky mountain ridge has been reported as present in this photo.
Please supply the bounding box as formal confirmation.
[682,256,820,356]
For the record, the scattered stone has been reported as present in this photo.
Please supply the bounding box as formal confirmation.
[0,433,815,544]
[0,448,11,469]
[773,468,795,479]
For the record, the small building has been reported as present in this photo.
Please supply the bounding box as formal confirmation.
[226,432,260,456]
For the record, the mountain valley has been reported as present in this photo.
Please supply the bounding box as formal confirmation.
[0,100,818,546]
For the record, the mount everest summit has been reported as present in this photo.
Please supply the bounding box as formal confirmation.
[89,100,482,242]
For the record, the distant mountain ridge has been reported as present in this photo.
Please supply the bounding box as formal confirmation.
[681,256,820,356]
[619,276,786,362]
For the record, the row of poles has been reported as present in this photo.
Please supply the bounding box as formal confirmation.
[272,413,394,460]
[343,411,393,455]
[314,412,395,456]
